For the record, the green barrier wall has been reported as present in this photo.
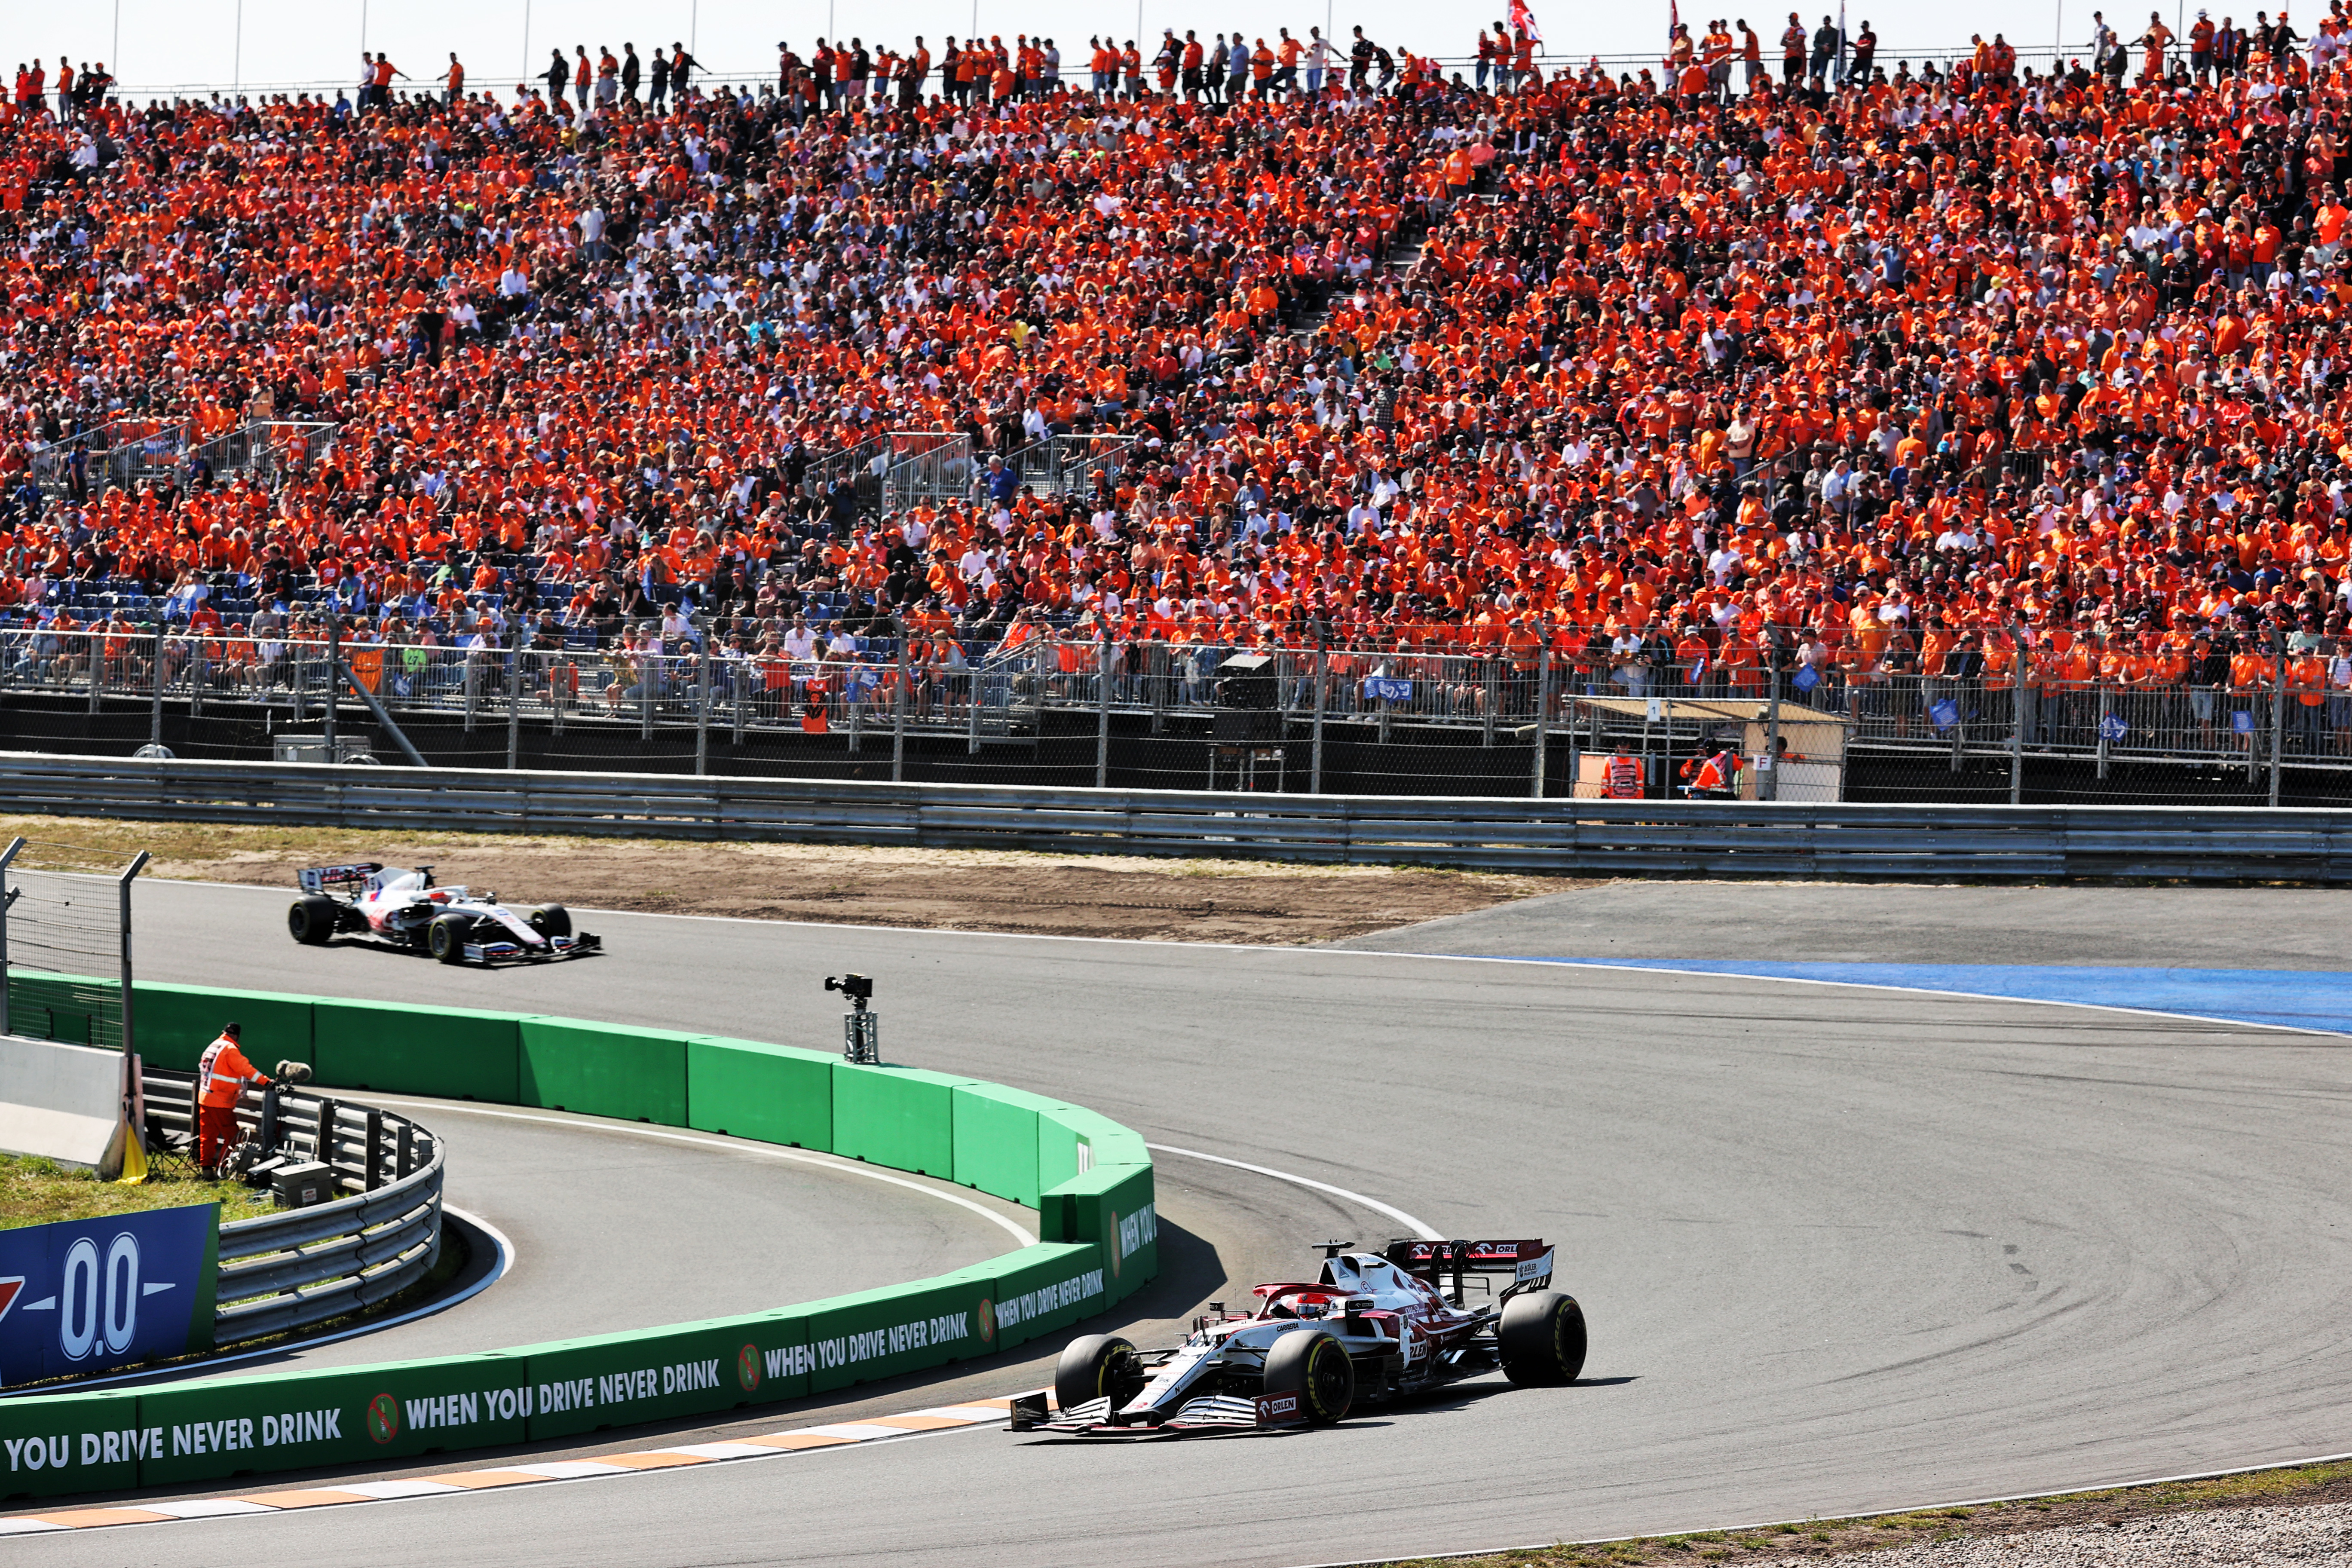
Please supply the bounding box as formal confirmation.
[518,1017,690,1125]
[1041,1163,1160,1305]
[831,1064,973,1179]
[522,1310,812,1440]
[132,983,321,1075]
[311,1000,523,1102]
[685,1037,834,1149]
[0,980,1155,1501]
[950,1084,1069,1207]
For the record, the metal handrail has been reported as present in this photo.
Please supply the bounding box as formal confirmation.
[139,1065,445,1347]
[9,753,2347,882]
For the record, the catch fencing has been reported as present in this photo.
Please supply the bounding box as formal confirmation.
[0,753,2345,882]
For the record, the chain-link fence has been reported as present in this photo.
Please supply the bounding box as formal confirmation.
[0,625,2345,805]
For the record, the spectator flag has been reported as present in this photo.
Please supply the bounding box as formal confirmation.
[1668,0,1680,53]
[1511,0,1545,43]
[1687,656,1708,683]
[2230,710,2256,734]
[2098,714,2129,742]
[1929,698,1960,732]
[1792,664,1820,692]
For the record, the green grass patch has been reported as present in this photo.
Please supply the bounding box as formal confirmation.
[0,1150,274,1228]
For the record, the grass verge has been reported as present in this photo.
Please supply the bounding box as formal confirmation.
[1379,1458,2352,1564]
[0,1150,275,1228]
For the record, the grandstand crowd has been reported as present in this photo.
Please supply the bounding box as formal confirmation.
[3,9,2352,743]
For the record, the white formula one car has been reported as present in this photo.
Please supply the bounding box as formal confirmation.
[1011,1238,1584,1439]
[286,863,600,965]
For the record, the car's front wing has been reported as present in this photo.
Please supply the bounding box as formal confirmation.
[1009,1391,1307,1439]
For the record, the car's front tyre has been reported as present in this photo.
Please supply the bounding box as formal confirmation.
[1262,1327,1354,1424]
[427,913,475,965]
[1498,1289,1586,1385]
[1054,1334,1144,1415]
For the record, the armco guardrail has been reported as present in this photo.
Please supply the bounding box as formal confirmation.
[0,753,2348,882]
[0,981,1154,1500]
[139,1065,444,1344]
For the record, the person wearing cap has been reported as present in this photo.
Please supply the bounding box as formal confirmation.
[196,1022,274,1176]
[2190,9,2217,77]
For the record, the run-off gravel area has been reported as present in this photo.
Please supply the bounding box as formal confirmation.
[1749,1502,2352,1565]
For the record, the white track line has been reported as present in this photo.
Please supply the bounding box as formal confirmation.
[1148,1143,1440,1241]
[0,1207,514,1400]
[357,1097,1035,1247]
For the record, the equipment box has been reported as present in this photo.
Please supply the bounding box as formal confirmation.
[271,1160,337,1209]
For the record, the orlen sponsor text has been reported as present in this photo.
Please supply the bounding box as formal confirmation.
[759,1308,975,1381]
[4,1410,343,1473]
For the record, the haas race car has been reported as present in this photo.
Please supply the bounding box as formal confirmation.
[1012,1237,1584,1439]
[286,864,600,966]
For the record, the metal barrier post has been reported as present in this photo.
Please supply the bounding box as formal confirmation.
[967,674,981,753]
[1310,643,1327,795]
[1095,634,1111,789]
[462,651,479,735]
[894,633,909,783]
[190,642,205,719]
[639,653,653,740]
[118,851,147,1059]
[87,629,102,714]
[313,1095,338,1167]
[0,834,22,1037]
[1482,659,1498,747]
[2271,635,2286,808]
[397,1118,413,1179]
[291,637,306,726]
[1150,641,1168,734]
[1531,643,1551,799]
[1763,645,1782,802]
[848,680,863,753]
[150,622,166,746]
[2010,624,2026,805]
[508,638,526,770]
[364,1107,383,1191]
[324,612,339,755]
[2095,680,2111,781]
[696,634,712,777]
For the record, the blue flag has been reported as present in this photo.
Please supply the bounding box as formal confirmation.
[1792,665,1820,692]
[2230,710,2255,735]
[2098,714,2128,741]
[1930,699,1960,731]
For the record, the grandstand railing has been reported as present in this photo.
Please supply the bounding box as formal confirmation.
[25,419,337,502]
[6,627,2344,792]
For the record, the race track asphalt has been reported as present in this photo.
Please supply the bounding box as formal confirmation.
[15,879,2352,1567]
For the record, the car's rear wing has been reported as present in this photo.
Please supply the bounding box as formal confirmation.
[297,863,383,894]
[1383,1238,1555,1299]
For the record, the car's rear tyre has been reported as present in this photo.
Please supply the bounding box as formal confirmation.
[529,903,572,940]
[1262,1327,1354,1424]
[288,897,337,946]
[1054,1334,1144,1415]
[428,913,474,965]
[1498,1289,1586,1386]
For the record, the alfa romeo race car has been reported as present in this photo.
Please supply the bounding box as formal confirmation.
[286,863,600,965]
[1011,1237,1584,1439]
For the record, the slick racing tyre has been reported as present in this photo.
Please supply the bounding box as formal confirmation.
[528,903,572,940]
[1498,1289,1587,1386]
[427,913,475,965]
[1054,1334,1145,1415]
[288,897,338,946]
[1262,1327,1354,1424]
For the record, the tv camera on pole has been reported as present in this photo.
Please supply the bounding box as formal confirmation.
[826,973,879,1064]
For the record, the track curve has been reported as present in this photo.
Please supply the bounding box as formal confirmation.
[18,881,2349,1567]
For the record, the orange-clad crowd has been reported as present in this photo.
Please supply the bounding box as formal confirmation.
[1,15,2350,738]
